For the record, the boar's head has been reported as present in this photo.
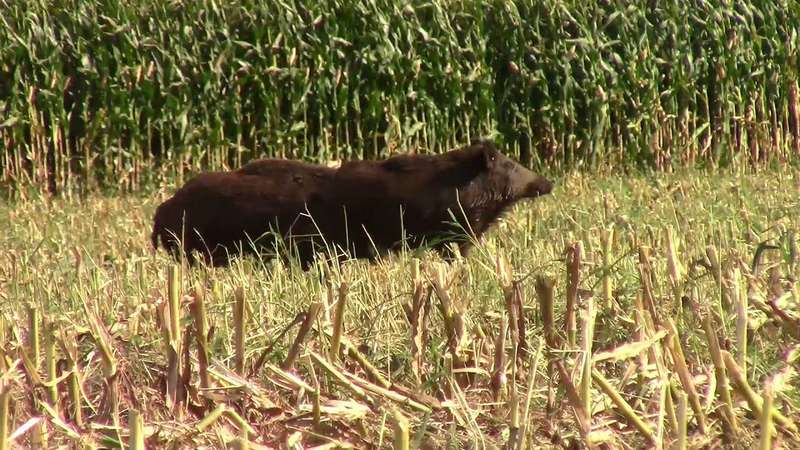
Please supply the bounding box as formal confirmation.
[466,138,553,203]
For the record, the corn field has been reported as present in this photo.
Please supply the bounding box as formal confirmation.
[2,0,800,194]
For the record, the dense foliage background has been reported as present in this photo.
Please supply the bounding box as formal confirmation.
[1,0,799,192]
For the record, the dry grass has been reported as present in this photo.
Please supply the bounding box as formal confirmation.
[1,169,799,448]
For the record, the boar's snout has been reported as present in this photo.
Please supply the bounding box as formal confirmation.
[527,175,553,198]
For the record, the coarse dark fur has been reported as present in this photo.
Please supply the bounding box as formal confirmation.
[151,138,553,269]
[150,159,336,267]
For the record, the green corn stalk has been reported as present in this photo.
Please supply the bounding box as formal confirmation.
[490,315,508,402]
[0,315,6,373]
[234,287,246,375]
[0,383,9,450]
[580,294,594,416]
[592,369,654,444]
[667,320,707,434]
[758,384,774,450]
[701,315,740,437]
[393,409,410,450]
[601,226,614,307]
[733,268,747,374]
[329,282,349,362]
[565,242,582,348]
[190,287,210,389]
[129,409,145,450]
[27,303,40,371]
[59,330,83,427]
[87,308,120,444]
[43,319,58,410]
[722,351,796,434]
[676,390,688,450]
[164,265,182,410]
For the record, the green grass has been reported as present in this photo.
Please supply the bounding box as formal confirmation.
[2,0,799,194]
[1,168,799,448]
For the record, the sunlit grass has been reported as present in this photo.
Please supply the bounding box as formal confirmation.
[1,168,798,447]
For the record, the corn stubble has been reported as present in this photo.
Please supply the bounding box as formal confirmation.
[1,172,799,448]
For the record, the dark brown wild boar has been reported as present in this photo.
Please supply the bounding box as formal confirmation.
[151,138,553,268]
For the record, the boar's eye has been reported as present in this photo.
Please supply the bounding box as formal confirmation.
[482,148,497,167]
